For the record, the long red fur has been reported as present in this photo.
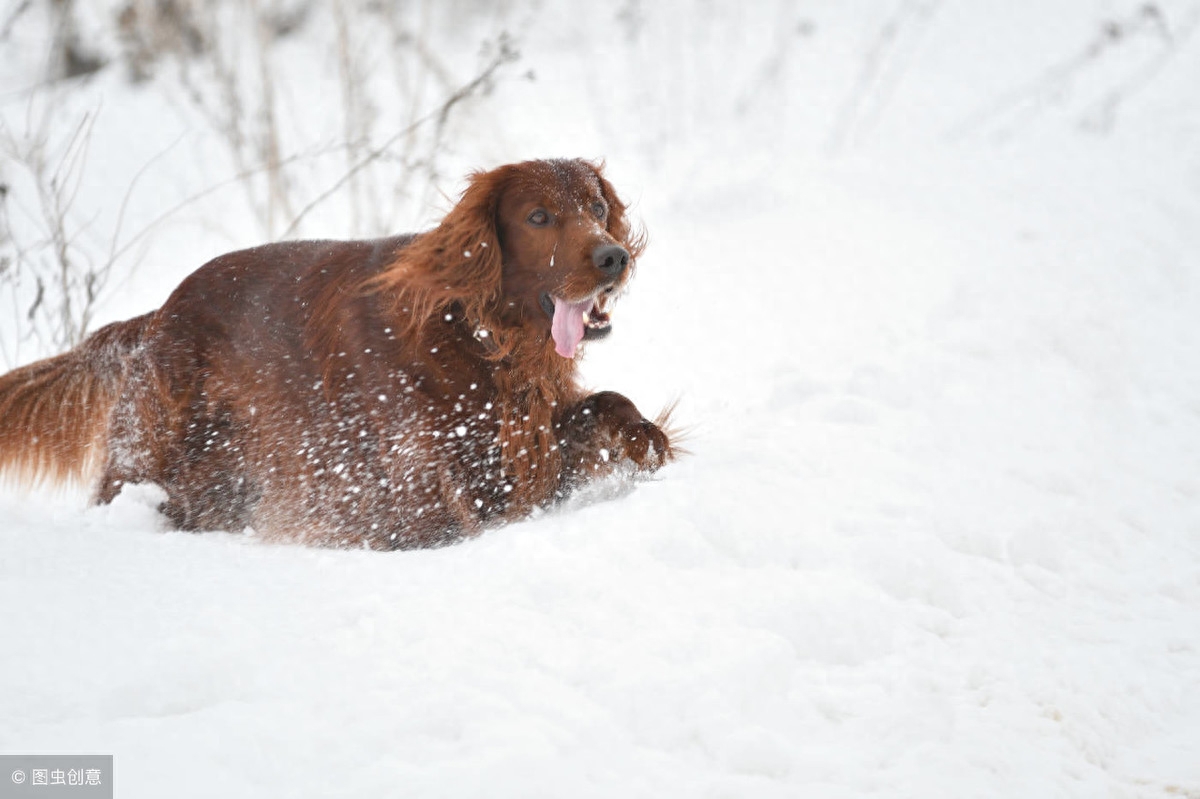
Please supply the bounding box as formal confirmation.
[0,159,672,548]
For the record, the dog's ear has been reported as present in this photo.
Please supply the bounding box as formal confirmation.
[435,166,508,312]
[377,166,510,334]
[590,161,646,262]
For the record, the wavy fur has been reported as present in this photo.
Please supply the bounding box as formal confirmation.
[0,316,149,486]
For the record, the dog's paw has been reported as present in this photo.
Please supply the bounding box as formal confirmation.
[560,391,673,476]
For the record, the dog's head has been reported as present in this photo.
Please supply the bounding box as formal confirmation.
[490,159,644,358]
[388,159,645,361]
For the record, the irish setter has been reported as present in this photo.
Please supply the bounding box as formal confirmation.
[0,159,673,548]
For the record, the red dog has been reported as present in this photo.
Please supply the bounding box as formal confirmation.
[0,159,673,548]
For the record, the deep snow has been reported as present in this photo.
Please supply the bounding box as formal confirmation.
[3,1,1200,797]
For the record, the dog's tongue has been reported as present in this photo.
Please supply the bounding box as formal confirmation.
[551,296,590,358]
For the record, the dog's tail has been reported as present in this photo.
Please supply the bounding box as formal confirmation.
[0,314,152,486]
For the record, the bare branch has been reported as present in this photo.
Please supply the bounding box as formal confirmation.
[280,37,519,239]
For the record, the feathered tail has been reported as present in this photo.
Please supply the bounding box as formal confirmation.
[0,314,151,486]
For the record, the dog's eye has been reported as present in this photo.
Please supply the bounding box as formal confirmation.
[527,209,552,227]
[591,201,608,220]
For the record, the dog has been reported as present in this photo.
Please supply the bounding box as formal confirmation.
[0,158,674,548]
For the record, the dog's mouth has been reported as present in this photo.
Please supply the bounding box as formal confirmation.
[540,291,612,359]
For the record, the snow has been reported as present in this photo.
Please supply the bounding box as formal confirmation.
[4,1,1200,796]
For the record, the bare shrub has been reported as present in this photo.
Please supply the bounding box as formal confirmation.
[115,0,522,239]
[951,3,1199,141]
[0,106,113,366]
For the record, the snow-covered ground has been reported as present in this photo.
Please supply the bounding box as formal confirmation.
[3,2,1200,796]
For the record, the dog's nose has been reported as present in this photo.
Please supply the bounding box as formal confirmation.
[592,244,630,277]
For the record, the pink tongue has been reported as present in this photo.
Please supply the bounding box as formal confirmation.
[551,296,590,358]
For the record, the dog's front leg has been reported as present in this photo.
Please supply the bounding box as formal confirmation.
[556,391,673,491]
